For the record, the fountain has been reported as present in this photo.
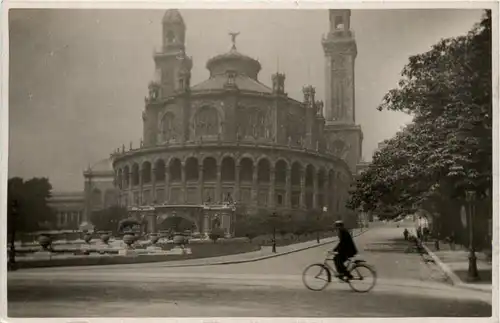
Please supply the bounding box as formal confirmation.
[33,233,53,259]
[146,233,162,253]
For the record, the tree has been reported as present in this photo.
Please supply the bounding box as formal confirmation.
[7,177,56,233]
[209,228,225,243]
[90,206,128,234]
[234,215,263,241]
[348,11,491,230]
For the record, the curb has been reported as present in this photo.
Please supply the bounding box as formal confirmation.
[161,229,369,268]
[420,241,492,293]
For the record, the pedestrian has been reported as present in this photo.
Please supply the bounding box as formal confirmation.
[448,232,455,250]
[416,226,422,240]
[403,228,409,241]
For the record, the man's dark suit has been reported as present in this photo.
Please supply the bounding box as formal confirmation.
[333,228,358,276]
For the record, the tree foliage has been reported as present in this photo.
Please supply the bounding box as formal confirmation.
[348,11,492,221]
[91,206,128,234]
[7,177,56,233]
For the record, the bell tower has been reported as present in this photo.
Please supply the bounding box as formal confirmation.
[153,9,192,98]
[143,9,192,147]
[322,9,357,124]
[322,9,363,174]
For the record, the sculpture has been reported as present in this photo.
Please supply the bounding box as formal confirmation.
[229,31,240,50]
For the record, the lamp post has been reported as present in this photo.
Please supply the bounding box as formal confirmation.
[465,190,479,281]
[316,210,321,244]
[8,199,18,271]
[317,206,328,243]
[271,212,277,253]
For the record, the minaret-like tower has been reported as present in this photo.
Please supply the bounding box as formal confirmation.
[153,9,192,98]
[322,9,363,174]
[322,9,357,124]
[143,9,193,147]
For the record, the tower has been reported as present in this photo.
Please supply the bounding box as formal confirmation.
[322,9,357,124]
[143,9,193,147]
[322,9,363,174]
[153,9,192,98]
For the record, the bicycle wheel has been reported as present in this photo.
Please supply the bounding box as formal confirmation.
[302,263,331,291]
[347,264,377,293]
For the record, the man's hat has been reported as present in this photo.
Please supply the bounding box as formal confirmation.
[334,220,344,227]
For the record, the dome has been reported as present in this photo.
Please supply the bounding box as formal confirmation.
[89,158,113,173]
[206,48,262,80]
[162,9,185,26]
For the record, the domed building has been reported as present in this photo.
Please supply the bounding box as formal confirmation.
[110,9,364,236]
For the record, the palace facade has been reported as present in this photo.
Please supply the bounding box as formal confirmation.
[50,9,365,235]
[107,9,364,235]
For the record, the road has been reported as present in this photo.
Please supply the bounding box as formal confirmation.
[7,224,492,317]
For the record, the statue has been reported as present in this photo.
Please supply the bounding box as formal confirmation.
[229,31,240,50]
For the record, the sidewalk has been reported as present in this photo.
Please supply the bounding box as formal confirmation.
[156,228,368,268]
[421,239,492,293]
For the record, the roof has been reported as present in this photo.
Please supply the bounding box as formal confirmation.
[89,158,113,173]
[162,9,185,25]
[191,74,272,94]
[206,48,261,72]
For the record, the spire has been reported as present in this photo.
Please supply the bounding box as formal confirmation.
[229,31,240,50]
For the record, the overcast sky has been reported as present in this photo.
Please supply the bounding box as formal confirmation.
[8,8,484,191]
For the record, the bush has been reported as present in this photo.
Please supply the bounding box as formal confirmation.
[209,228,225,243]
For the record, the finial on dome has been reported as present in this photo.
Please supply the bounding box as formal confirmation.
[229,31,240,50]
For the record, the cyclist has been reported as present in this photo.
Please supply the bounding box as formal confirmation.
[331,220,358,279]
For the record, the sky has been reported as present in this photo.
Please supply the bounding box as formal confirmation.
[8,8,484,191]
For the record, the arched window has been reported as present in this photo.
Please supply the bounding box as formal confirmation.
[166,30,176,43]
[194,107,219,137]
[221,157,235,182]
[155,159,166,182]
[241,107,267,139]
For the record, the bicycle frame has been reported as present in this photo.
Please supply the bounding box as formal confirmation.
[323,255,368,278]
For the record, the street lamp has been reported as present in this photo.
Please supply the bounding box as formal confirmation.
[8,199,19,271]
[271,212,277,253]
[317,206,328,244]
[465,190,479,281]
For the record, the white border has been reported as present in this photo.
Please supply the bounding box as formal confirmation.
[1,1,498,323]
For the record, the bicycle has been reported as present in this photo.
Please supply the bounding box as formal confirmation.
[302,251,377,293]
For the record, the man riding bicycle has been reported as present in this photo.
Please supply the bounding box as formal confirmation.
[331,220,358,279]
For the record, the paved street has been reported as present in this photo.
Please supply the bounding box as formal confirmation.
[7,225,492,317]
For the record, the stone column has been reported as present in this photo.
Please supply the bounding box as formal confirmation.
[313,171,318,209]
[323,177,328,211]
[252,165,258,206]
[203,211,210,237]
[269,167,276,208]
[199,165,204,204]
[234,165,241,202]
[148,213,157,233]
[300,169,306,209]
[181,162,186,203]
[216,163,222,203]
[139,167,143,205]
[285,167,292,208]
[165,168,170,203]
[152,167,157,203]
